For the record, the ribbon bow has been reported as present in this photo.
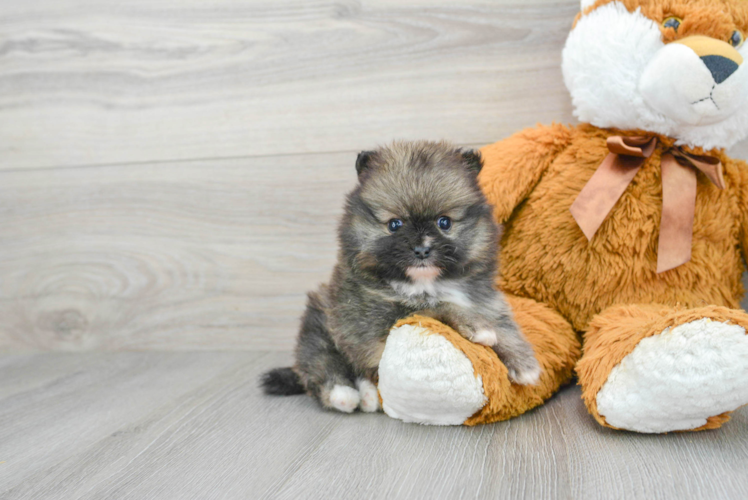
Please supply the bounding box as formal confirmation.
[570,136,725,274]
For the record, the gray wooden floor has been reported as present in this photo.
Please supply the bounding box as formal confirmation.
[1,352,747,500]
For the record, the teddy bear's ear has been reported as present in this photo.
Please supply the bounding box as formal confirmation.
[580,0,596,11]
[461,150,483,176]
[355,150,376,177]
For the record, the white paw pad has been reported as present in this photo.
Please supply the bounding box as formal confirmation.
[378,324,487,425]
[329,385,360,413]
[472,329,498,346]
[357,379,380,412]
[597,319,748,433]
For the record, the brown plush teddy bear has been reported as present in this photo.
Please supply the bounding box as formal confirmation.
[377,0,748,432]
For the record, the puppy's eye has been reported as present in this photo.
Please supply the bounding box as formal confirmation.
[437,216,452,231]
[730,30,744,48]
[662,17,681,32]
[387,219,403,233]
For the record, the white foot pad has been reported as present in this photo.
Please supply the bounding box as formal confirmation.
[378,324,487,425]
[329,385,361,413]
[597,319,748,433]
[357,379,380,412]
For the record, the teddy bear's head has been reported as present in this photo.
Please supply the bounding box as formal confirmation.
[563,0,748,150]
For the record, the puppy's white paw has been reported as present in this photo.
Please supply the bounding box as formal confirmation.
[472,329,498,346]
[329,385,361,413]
[357,378,380,413]
[508,365,541,386]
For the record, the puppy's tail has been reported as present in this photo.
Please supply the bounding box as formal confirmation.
[260,367,305,396]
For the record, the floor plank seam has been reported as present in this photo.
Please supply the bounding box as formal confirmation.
[259,417,343,499]
[472,424,497,499]
[549,405,575,500]
[0,144,490,174]
[67,353,273,500]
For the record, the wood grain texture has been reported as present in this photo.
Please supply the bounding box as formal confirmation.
[0,0,582,169]
[2,0,748,352]
[3,1,747,497]
[8,0,747,170]
[0,153,358,350]
[1,352,746,500]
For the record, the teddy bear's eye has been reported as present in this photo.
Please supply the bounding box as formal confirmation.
[730,30,744,48]
[662,17,682,32]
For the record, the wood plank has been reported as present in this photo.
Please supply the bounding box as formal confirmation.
[0,351,268,497]
[269,389,572,500]
[272,386,748,500]
[556,386,748,500]
[4,0,748,170]
[1,353,746,499]
[0,351,345,500]
[0,0,582,169]
[0,353,104,400]
[0,152,358,350]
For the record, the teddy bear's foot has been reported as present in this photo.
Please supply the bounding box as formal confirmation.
[579,305,748,433]
[378,296,580,426]
[377,322,488,425]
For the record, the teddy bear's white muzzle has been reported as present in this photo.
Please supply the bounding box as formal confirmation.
[640,38,748,126]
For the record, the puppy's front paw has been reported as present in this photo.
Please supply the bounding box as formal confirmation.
[328,385,361,413]
[499,351,542,386]
[507,364,541,386]
[356,378,380,413]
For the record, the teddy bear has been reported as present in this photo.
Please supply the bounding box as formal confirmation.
[376,0,748,433]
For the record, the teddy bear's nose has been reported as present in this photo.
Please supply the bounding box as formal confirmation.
[701,55,739,84]
[673,36,743,85]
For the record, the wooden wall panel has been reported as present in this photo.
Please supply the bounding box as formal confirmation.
[1,0,747,350]
[0,0,578,169]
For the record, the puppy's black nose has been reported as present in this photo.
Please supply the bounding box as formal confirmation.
[414,246,431,259]
[701,55,739,84]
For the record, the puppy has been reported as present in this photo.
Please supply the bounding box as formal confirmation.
[261,141,540,413]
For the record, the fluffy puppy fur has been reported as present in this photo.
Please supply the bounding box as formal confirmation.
[261,141,539,413]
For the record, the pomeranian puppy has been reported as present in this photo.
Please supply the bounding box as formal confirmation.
[261,141,540,413]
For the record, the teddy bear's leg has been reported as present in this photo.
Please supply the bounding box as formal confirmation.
[377,295,580,425]
[577,304,748,433]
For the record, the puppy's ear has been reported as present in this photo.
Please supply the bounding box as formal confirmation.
[356,151,376,177]
[461,150,483,175]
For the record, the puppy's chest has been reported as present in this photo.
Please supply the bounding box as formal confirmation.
[389,280,473,309]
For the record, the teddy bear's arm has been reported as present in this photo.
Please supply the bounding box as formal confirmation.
[734,157,748,267]
[478,123,573,223]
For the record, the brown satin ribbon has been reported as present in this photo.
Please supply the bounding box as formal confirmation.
[570,136,725,274]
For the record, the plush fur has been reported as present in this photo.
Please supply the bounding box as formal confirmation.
[488,124,747,333]
[377,0,748,431]
[565,0,748,150]
[582,306,748,432]
[379,298,580,426]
